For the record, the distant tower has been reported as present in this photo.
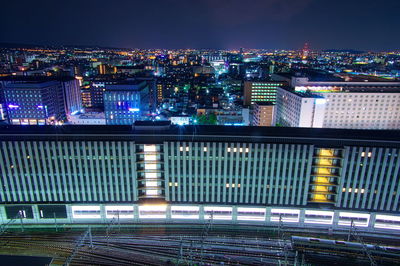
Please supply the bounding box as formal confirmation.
[302,43,310,59]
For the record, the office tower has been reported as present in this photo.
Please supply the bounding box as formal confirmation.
[157,83,163,103]
[243,81,285,106]
[0,104,5,121]
[81,87,92,107]
[0,124,399,233]
[275,88,326,127]
[274,84,400,129]
[98,64,116,75]
[302,43,310,59]
[104,81,150,125]
[135,77,156,112]
[60,77,82,117]
[252,102,275,126]
[0,77,82,125]
[90,81,106,108]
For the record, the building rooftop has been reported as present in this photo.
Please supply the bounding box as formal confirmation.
[0,124,399,147]
[295,84,400,93]
[279,87,325,98]
[0,76,75,83]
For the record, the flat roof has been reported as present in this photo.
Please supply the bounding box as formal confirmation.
[0,125,399,147]
[0,76,75,82]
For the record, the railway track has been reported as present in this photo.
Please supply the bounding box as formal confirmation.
[0,231,294,265]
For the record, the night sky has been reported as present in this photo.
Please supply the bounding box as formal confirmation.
[1,0,399,50]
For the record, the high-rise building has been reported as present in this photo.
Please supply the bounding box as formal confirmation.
[252,102,275,126]
[243,81,285,106]
[98,64,117,75]
[274,85,400,129]
[60,77,83,117]
[81,87,92,107]
[275,88,326,128]
[0,124,399,234]
[0,77,82,125]
[90,81,106,108]
[104,81,150,125]
[0,103,5,121]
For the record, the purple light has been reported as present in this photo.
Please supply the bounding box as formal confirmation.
[8,104,19,109]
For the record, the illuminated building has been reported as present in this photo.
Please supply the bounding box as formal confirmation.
[0,124,399,233]
[157,83,163,103]
[0,77,81,125]
[302,43,310,60]
[296,86,400,129]
[104,81,150,125]
[275,88,326,127]
[252,102,274,126]
[98,64,116,75]
[0,104,5,121]
[243,81,285,106]
[274,76,400,129]
[81,87,92,107]
[90,81,106,108]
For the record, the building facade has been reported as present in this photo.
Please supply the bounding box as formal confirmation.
[1,80,65,125]
[104,82,150,125]
[0,124,399,233]
[275,85,400,129]
[0,77,82,125]
[272,75,400,129]
[275,88,326,127]
[243,81,285,106]
[252,102,274,127]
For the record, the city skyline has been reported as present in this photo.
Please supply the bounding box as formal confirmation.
[1,0,400,51]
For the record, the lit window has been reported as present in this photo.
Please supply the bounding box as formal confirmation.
[204,147,207,152]
[145,164,157,170]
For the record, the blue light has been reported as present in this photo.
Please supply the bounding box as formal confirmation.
[37,105,44,109]
[8,104,19,109]
[224,123,244,126]
[128,108,140,112]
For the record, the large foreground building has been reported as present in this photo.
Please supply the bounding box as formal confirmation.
[0,124,399,234]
